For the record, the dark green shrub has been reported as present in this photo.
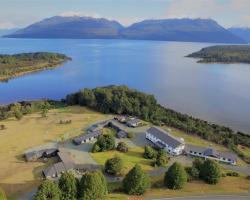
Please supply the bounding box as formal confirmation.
[164,162,187,189]
[123,164,151,195]
[200,160,221,184]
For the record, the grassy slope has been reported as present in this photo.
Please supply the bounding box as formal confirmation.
[91,147,154,175]
[0,106,110,199]
[105,176,250,200]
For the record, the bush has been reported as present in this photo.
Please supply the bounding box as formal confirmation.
[116,142,129,153]
[58,172,77,200]
[143,145,157,159]
[78,171,108,200]
[192,158,204,171]
[200,160,221,184]
[34,180,61,200]
[154,149,168,167]
[105,156,123,176]
[92,134,115,153]
[226,171,239,177]
[164,162,187,189]
[123,164,151,195]
[127,132,133,138]
[185,166,199,180]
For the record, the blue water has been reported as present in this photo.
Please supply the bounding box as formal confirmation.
[0,38,250,134]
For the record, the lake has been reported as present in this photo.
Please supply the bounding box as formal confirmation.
[0,38,250,134]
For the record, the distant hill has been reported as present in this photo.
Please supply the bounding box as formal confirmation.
[4,16,246,44]
[228,27,250,43]
[0,28,19,37]
[4,16,124,39]
[121,18,245,44]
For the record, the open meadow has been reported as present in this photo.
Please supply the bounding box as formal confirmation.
[0,106,111,199]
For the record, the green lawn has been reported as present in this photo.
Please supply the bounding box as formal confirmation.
[91,147,154,175]
[164,127,228,151]
[104,174,250,200]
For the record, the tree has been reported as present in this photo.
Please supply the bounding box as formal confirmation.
[58,172,77,200]
[143,145,157,159]
[164,162,187,189]
[92,134,115,152]
[192,158,204,171]
[10,103,23,120]
[200,159,221,184]
[78,171,108,200]
[105,155,123,175]
[34,180,61,200]
[116,142,129,152]
[154,149,168,167]
[123,164,151,195]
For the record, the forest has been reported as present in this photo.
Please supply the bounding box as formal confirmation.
[65,85,250,163]
[0,52,70,80]
[187,45,250,63]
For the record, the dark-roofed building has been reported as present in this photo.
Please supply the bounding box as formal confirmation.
[73,130,102,145]
[42,150,75,179]
[87,121,109,132]
[126,118,141,127]
[184,144,237,165]
[24,148,58,162]
[146,127,185,155]
[117,130,128,138]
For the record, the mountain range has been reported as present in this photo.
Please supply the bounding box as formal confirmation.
[228,27,250,43]
[3,16,247,44]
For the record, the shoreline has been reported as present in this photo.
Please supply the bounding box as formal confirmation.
[0,60,70,82]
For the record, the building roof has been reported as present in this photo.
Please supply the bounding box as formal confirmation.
[127,118,140,126]
[146,127,184,149]
[117,130,128,138]
[43,165,56,178]
[58,151,74,164]
[54,162,66,174]
[24,148,58,161]
[42,149,75,178]
[73,130,102,144]
[184,144,237,161]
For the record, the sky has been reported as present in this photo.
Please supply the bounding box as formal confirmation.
[0,0,250,29]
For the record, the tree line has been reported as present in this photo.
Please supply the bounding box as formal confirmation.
[187,45,250,63]
[65,85,250,163]
[34,158,222,199]
[0,100,64,121]
[0,52,71,80]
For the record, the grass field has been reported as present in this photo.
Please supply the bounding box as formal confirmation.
[91,147,154,175]
[105,176,250,200]
[0,106,111,199]
[165,127,228,151]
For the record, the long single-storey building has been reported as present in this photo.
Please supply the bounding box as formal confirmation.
[145,127,185,155]
[184,144,237,165]
[73,130,102,145]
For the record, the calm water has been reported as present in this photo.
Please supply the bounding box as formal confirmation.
[0,38,250,134]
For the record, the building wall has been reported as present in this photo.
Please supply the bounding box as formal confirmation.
[186,150,236,165]
[146,132,184,155]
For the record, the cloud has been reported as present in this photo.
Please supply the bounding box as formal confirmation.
[0,22,16,29]
[59,11,101,18]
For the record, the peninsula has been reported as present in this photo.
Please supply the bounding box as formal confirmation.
[0,52,71,81]
[187,45,250,64]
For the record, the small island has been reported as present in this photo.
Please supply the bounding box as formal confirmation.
[187,45,250,64]
[0,52,71,81]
